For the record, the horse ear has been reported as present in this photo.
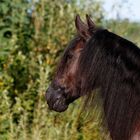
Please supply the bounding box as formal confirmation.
[86,14,96,31]
[75,15,90,39]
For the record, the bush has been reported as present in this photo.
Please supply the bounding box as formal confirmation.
[0,0,139,140]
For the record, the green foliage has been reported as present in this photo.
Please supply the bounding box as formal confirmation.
[0,0,140,140]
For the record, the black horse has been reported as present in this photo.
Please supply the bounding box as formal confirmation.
[46,15,140,140]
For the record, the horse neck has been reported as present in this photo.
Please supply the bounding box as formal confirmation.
[131,123,140,140]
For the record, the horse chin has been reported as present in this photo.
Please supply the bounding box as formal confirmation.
[51,101,68,112]
[52,104,68,112]
[48,98,69,112]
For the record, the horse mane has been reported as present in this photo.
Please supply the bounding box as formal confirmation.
[78,29,140,140]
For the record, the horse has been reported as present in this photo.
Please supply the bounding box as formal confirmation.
[45,15,140,140]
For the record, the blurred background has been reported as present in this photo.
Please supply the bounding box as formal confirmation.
[0,0,140,140]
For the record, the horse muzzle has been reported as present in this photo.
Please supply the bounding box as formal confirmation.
[45,86,68,112]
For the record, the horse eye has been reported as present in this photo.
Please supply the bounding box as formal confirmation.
[67,53,73,59]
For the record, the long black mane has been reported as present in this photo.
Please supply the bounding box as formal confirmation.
[77,29,140,140]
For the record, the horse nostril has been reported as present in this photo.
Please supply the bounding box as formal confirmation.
[56,86,66,93]
[57,88,61,92]
[55,94,62,100]
[61,86,66,91]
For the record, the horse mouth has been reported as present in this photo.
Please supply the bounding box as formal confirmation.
[52,101,68,112]
[46,92,69,112]
[49,99,68,112]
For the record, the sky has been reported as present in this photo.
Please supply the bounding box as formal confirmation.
[103,0,140,22]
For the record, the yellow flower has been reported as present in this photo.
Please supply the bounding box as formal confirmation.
[3,64,7,69]
[0,81,4,86]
